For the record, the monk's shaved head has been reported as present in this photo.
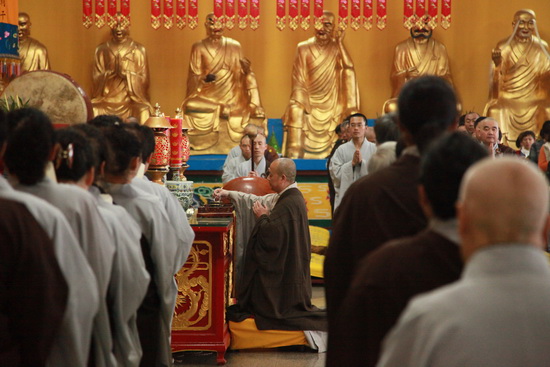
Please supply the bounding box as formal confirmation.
[458,157,550,260]
[274,158,296,183]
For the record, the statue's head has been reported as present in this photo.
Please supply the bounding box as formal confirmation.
[315,11,335,43]
[205,13,224,39]
[111,14,130,43]
[513,9,536,41]
[18,12,31,41]
[410,16,433,43]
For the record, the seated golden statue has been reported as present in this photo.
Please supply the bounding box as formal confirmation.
[182,13,266,155]
[18,12,50,72]
[91,15,153,124]
[484,9,550,145]
[383,17,454,113]
[283,11,359,159]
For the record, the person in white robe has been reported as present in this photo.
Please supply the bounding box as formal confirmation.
[234,133,269,178]
[329,113,376,210]
[222,134,252,183]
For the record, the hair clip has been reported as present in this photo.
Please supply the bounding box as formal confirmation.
[55,143,74,169]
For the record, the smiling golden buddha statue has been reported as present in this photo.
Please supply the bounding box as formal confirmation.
[181,13,266,155]
[91,14,153,123]
[484,9,550,145]
[18,12,50,72]
[383,17,454,113]
[283,11,359,159]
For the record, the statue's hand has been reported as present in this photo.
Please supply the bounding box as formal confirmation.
[335,29,345,44]
[492,48,502,67]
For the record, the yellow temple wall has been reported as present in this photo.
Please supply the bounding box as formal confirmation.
[19,0,550,120]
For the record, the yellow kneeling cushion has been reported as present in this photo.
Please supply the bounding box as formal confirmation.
[229,318,308,350]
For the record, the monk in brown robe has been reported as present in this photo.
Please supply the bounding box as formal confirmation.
[325,76,458,366]
[0,198,68,366]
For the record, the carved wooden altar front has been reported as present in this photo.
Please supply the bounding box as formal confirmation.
[171,216,234,365]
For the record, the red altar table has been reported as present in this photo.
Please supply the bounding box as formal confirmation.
[171,216,234,365]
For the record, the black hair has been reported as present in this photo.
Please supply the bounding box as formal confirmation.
[4,108,54,185]
[88,114,123,128]
[515,130,536,149]
[420,132,488,219]
[348,112,368,124]
[458,114,466,127]
[54,128,94,183]
[71,123,110,174]
[398,76,458,153]
[126,122,155,162]
[103,124,142,177]
[335,124,342,134]
[540,120,550,141]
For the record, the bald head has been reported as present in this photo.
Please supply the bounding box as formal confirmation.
[274,158,296,183]
[458,157,550,259]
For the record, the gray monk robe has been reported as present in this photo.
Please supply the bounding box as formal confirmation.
[233,187,327,332]
[0,176,98,367]
[105,182,184,367]
[16,177,116,367]
[90,186,150,367]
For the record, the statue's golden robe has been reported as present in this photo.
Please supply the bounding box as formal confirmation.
[485,37,550,142]
[19,37,50,72]
[92,39,152,123]
[284,37,359,159]
[183,36,264,153]
[390,37,452,98]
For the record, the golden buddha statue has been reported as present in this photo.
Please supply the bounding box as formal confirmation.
[283,11,359,159]
[18,12,50,72]
[91,15,153,124]
[383,17,454,113]
[182,13,266,155]
[484,9,550,145]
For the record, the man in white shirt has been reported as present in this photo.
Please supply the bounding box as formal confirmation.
[329,113,376,210]
[235,133,268,178]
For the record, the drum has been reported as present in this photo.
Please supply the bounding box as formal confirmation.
[1,70,92,126]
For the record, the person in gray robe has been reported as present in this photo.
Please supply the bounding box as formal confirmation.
[379,157,550,367]
[329,113,376,210]
[0,174,99,367]
[128,123,194,265]
[57,125,151,367]
[102,124,187,367]
[4,108,115,367]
